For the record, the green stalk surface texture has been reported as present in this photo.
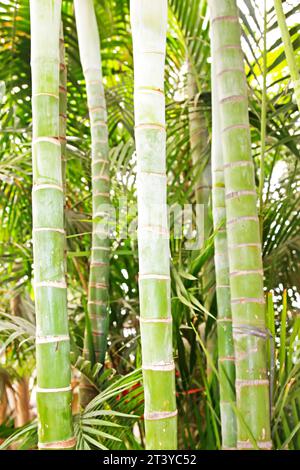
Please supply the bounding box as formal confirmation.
[30,0,74,450]
[74,0,110,372]
[187,64,211,222]
[209,0,271,450]
[273,0,300,112]
[59,23,67,196]
[131,0,177,450]
[187,65,214,304]
[211,27,237,450]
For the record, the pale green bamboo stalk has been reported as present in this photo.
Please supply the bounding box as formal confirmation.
[209,0,271,450]
[258,1,267,240]
[211,28,237,450]
[187,65,215,378]
[131,0,177,450]
[273,0,300,112]
[187,63,211,218]
[74,0,110,372]
[30,0,75,449]
[59,23,67,196]
[59,23,68,285]
[187,63,214,300]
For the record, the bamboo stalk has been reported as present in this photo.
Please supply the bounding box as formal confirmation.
[74,0,110,370]
[59,23,67,196]
[258,0,267,240]
[209,0,271,450]
[187,63,211,217]
[187,65,215,379]
[30,0,74,449]
[131,0,177,449]
[273,0,300,112]
[187,64,214,294]
[210,27,237,450]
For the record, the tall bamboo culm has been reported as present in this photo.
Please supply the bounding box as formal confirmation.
[187,66,215,378]
[30,0,75,449]
[209,0,271,449]
[131,0,177,449]
[74,0,110,377]
[273,0,300,112]
[59,23,67,196]
[187,65,211,226]
[210,29,237,450]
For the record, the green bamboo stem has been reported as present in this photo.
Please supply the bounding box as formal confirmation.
[74,0,110,369]
[273,0,300,112]
[59,23,68,286]
[30,0,75,449]
[187,64,214,303]
[131,0,177,450]
[209,0,271,450]
[187,64,215,378]
[187,63,211,217]
[210,28,237,450]
[59,23,67,196]
[258,0,267,240]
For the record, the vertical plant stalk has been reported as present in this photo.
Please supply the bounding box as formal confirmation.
[258,1,267,240]
[74,0,110,369]
[209,0,271,450]
[59,23,67,197]
[187,63,211,220]
[273,0,300,112]
[187,64,215,378]
[211,30,237,450]
[131,0,177,449]
[30,0,75,449]
[187,64,213,290]
[59,22,68,295]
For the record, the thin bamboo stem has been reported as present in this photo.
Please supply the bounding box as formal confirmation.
[209,0,271,450]
[59,23,67,196]
[258,0,267,240]
[187,63,211,215]
[30,0,74,449]
[74,0,110,372]
[211,26,237,450]
[131,0,177,449]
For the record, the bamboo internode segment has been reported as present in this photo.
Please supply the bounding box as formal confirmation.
[131,0,177,450]
[210,19,237,449]
[74,0,110,368]
[209,0,271,449]
[30,0,74,449]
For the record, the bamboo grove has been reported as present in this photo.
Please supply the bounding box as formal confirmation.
[0,0,300,451]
